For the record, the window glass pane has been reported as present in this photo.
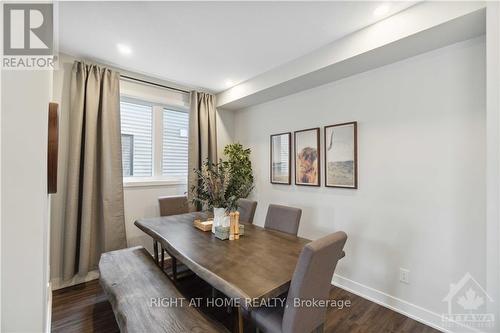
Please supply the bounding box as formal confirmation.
[120,100,153,177]
[162,109,189,179]
[121,134,134,177]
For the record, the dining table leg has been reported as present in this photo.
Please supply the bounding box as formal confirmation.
[160,246,165,270]
[171,256,177,281]
[153,240,159,266]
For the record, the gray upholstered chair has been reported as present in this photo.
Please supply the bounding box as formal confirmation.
[250,231,347,333]
[237,199,258,224]
[157,195,189,279]
[158,195,189,216]
[264,204,302,236]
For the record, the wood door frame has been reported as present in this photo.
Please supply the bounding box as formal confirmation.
[47,102,59,194]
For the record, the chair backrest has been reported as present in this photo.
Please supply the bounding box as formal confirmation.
[264,204,302,236]
[282,231,347,333]
[237,199,257,224]
[158,195,189,216]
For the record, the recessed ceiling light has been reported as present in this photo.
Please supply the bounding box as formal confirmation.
[225,80,235,87]
[374,4,390,17]
[117,43,132,55]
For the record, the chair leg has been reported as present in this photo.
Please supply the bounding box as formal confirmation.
[153,240,159,266]
[238,306,244,333]
[312,323,324,333]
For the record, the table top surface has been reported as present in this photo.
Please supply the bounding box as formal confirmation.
[135,212,310,302]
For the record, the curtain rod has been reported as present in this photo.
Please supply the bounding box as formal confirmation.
[120,75,190,94]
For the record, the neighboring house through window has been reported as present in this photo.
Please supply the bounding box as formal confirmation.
[120,99,153,177]
[119,82,190,185]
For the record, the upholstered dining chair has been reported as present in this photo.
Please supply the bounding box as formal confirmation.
[264,204,302,236]
[157,195,189,280]
[250,231,347,333]
[237,199,258,224]
[158,194,189,217]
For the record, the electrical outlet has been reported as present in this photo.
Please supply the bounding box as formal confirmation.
[399,268,410,284]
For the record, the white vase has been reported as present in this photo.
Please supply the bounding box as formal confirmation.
[213,207,227,233]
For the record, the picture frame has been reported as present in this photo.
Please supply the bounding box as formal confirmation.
[324,121,358,189]
[294,128,320,186]
[270,132,292,184]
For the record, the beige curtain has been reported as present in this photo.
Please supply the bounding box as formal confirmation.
[62,61,127,281]
[187,91,218,210]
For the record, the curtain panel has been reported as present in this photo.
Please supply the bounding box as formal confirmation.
[62,61,127,281]
[187,91,218,210]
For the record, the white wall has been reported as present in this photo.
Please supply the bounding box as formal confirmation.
[50,54,188,289]
[1,70,52,332]
[232,37,486,331]
[216,108,235,157]
[486,1,500,326]
[123,184,186,252]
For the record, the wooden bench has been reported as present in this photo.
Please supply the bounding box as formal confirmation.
[99,246,228,333]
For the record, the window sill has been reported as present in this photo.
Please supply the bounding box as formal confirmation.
[123,178,187,188]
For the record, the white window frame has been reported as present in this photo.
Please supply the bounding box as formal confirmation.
[121,95,189,188]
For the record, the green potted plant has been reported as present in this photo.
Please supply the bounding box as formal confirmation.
[190,143,254,232]
[222,143,254,211]
[191,160,231,232]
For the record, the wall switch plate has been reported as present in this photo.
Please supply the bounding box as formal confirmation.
[400,268,410,284]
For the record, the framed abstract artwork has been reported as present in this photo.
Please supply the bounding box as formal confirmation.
[324,122,358,189]
[294,128,320,186]
[270,132,291,184]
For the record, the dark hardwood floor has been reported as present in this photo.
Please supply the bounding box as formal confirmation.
[52,267,439,333]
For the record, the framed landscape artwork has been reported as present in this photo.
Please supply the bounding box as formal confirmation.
[324,122,358,188]
[294,128,320,186]
[270,132,291,184]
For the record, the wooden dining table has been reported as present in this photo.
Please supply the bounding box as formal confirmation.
[134,212,311,332]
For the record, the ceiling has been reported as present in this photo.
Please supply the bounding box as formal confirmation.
[58,1,416,93]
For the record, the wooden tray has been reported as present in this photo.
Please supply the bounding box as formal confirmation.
[194,219,213,232]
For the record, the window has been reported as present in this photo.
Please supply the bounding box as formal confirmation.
[120,97,189,184]
[162,109,189,178]
[120,100,153,177]
[121,134,134,177]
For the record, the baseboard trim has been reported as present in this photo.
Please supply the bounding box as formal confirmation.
[332,274,483,333]
[45,282,52,333]
[50,252,159,290]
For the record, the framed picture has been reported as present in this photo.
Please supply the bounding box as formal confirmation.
[270,132,291,184]
[294,128,320,186]
[324,122,358,189]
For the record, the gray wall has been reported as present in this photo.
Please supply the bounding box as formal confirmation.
[232,36,486,330]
